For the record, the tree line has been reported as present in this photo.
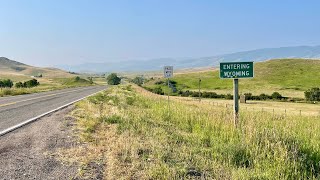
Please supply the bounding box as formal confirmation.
[305,88,320,102]
[0,79,14,88]
[130,76,320,103]
[0,79,40,88]
[15,79,40,88]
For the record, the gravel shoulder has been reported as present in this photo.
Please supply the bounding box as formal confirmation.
[0,105,80,180]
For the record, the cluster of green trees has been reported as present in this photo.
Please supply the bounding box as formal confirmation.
[0,79,40,89]
[143,86,288,101]
[243,92,285,100]
[15,79,40,88]
[130,76,144,86]
[179,91,286,101]
[0,79,14,88]
[178,90,234,99]
[154,80,177,86]
[141,84,320,103]
[106,73,121,85]
[305,88,320,102]
[75,76,81,81]
[128,75,320,103]
[144,87,164,95]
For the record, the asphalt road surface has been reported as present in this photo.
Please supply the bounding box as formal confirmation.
[0,86,107,133]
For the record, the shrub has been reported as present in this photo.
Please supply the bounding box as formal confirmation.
[244,93,252,100]
[179,90,193,97]
[0,79,13,88]
[15,82,24,88]
[259,93,269,100]
[271,92,282,100]
[15,79,39,88]
[153,87,164,95]
[305,88,320,101]
[154,80,165,85]
[202,92,211,98]
[106,73,121,85]
[226,94,233,100]
[191,92,200,97]
[131,76,144,86]
[166,79,177,85]
[24,79,39,88]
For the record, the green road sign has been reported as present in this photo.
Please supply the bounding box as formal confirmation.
[220,62,254,79]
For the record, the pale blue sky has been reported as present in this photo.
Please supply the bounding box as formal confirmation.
[0,0,319,66]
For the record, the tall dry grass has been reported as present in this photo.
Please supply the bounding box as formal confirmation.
[61,85,320,179]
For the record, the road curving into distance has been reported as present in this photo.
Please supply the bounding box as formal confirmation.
[0,86,107,135]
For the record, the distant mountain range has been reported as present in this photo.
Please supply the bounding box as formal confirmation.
[57,45,320,73]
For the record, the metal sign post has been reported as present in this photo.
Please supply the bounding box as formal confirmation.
[220,62,254,127]
[233,78,239,127]
[164,66,173,117]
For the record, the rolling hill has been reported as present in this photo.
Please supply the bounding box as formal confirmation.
[0,57,75,81]
[57,45,320,73]
[144,59,320,98]
[0,57,95,96]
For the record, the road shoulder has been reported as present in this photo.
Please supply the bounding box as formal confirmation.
[0,106,80,179]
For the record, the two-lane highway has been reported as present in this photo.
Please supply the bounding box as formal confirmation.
[0,86,107,134]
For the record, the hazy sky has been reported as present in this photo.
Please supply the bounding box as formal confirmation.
[1,0,320,66]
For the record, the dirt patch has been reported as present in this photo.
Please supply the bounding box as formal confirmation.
[0,106,80,180]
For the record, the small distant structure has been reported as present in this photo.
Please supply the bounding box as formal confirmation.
[32,73,43,78]
[240,95,246,103]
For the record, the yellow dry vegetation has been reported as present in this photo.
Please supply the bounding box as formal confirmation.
[58,84,320,179]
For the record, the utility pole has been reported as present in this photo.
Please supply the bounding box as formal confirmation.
[198,78,201,102]
[167,78,170,115]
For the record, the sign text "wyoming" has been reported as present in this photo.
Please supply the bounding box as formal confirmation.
[220,62,254,79]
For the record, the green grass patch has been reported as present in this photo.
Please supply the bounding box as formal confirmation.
[144,59,320,98]
[56,77,93,86]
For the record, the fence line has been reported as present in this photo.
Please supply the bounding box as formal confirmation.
[133,85,320,118]
[177,96,320,118]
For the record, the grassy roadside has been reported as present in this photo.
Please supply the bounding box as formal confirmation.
[60,85,320,179]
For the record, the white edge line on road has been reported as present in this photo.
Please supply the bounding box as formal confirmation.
[0,88,106,137]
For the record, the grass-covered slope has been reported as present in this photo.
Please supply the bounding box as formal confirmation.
[57,77,93,86]
[59,85,320,179]
[0,57,96,97]
[0,57,74,81]
[145,59,320,98]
